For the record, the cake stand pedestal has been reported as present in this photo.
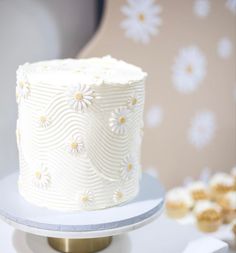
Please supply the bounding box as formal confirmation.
[0,172,164,253]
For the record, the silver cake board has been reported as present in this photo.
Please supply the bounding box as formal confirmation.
[0,172,164,252]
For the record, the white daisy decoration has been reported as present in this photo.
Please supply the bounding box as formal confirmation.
[33,164,51,189]
[39,114,51,128]
[127,93,139,109]
[217,37,233,59]
[226,0,236,14]
[16,80,30,104]
[109,107,130,135]
[113,188,125,204]
[193,0,210,18]
[77,190,95,208]
[146,105,163,128]
[67,83,94,112]
[121,0,162,44]
[188,111,216,149]
[66,135,85,156]
[120,155,137,181]
[172,46,206,94]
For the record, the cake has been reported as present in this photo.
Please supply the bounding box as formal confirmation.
[16,56,147,211]
[209,173,234,201]
[218,191,236,223]
[231,167,236,190]
[194,200,222,233]
[187,181,209,202]
[165,187,193,219]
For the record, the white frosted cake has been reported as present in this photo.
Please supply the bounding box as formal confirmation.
[16,56,147,211]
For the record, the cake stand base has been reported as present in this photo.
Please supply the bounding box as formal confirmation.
[0,172,164,253]
[48,236,112,253]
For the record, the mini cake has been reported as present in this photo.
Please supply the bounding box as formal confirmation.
[231,167,236,190]
[194,200,222,233]
[187,181,209,202]
[232,219,236,237]
[165,187,193,219]
[218,191,236,223]
[16,56,147,211]
[209,173,234,201]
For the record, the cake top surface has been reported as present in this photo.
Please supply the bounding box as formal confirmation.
[17,56,147,87]
[223,192,236,209]
[194,200,222,215]
[187,181,207,192]
[166,187,193,207]
[209,173,234,187]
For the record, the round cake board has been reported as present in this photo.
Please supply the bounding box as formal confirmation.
[0,172,164,240]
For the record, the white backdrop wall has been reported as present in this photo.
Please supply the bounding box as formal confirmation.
[0,0,96,177]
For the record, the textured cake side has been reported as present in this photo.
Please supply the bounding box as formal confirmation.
[16,61,145,211]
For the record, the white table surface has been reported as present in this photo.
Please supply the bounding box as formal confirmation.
[0,214,235,253]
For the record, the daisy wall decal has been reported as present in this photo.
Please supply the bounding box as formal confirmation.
[172,46,207,94]
[188,111,216,149]
[193,0,210,18]
[217,37,233,59]
[145,105,163,128]
[67,83,94,112]
[226,0,236,14]
[109,107,130,135]
[120,0,162,44]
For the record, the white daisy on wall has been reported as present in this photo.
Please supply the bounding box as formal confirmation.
[146,105,163,128]
[67,83,94,112]
[226,0,236,14]
[121,0,162,44]
[217,37,233,59]
[172,46,206,94]
[66,135,85,156]
[109,107,130,135]
[120,155,137,181]
[193,0,210,18]
[77,190,95,208]
[33,164,51,189]
[188,111,216,149]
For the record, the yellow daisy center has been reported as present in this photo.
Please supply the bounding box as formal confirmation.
[35,171,42,180]
[74,92,84,101]
[138,13,145,22]
[119,116,126,124]
[116,191,123,200]
[127,163,133,172]
[131,97,138,105]
[81,195,89,203]
[71,142,78,149]
[40,116,47,124]
[186,65,193,74]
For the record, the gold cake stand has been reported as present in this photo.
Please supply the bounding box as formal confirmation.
[0,173,164,253]
[48,236,112,253]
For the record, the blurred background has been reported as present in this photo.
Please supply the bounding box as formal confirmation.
[0,0,235,187]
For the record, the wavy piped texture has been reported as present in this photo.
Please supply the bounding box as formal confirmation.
[16,56,146,211]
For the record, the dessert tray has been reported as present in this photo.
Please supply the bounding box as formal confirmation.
[0,172,164,253]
